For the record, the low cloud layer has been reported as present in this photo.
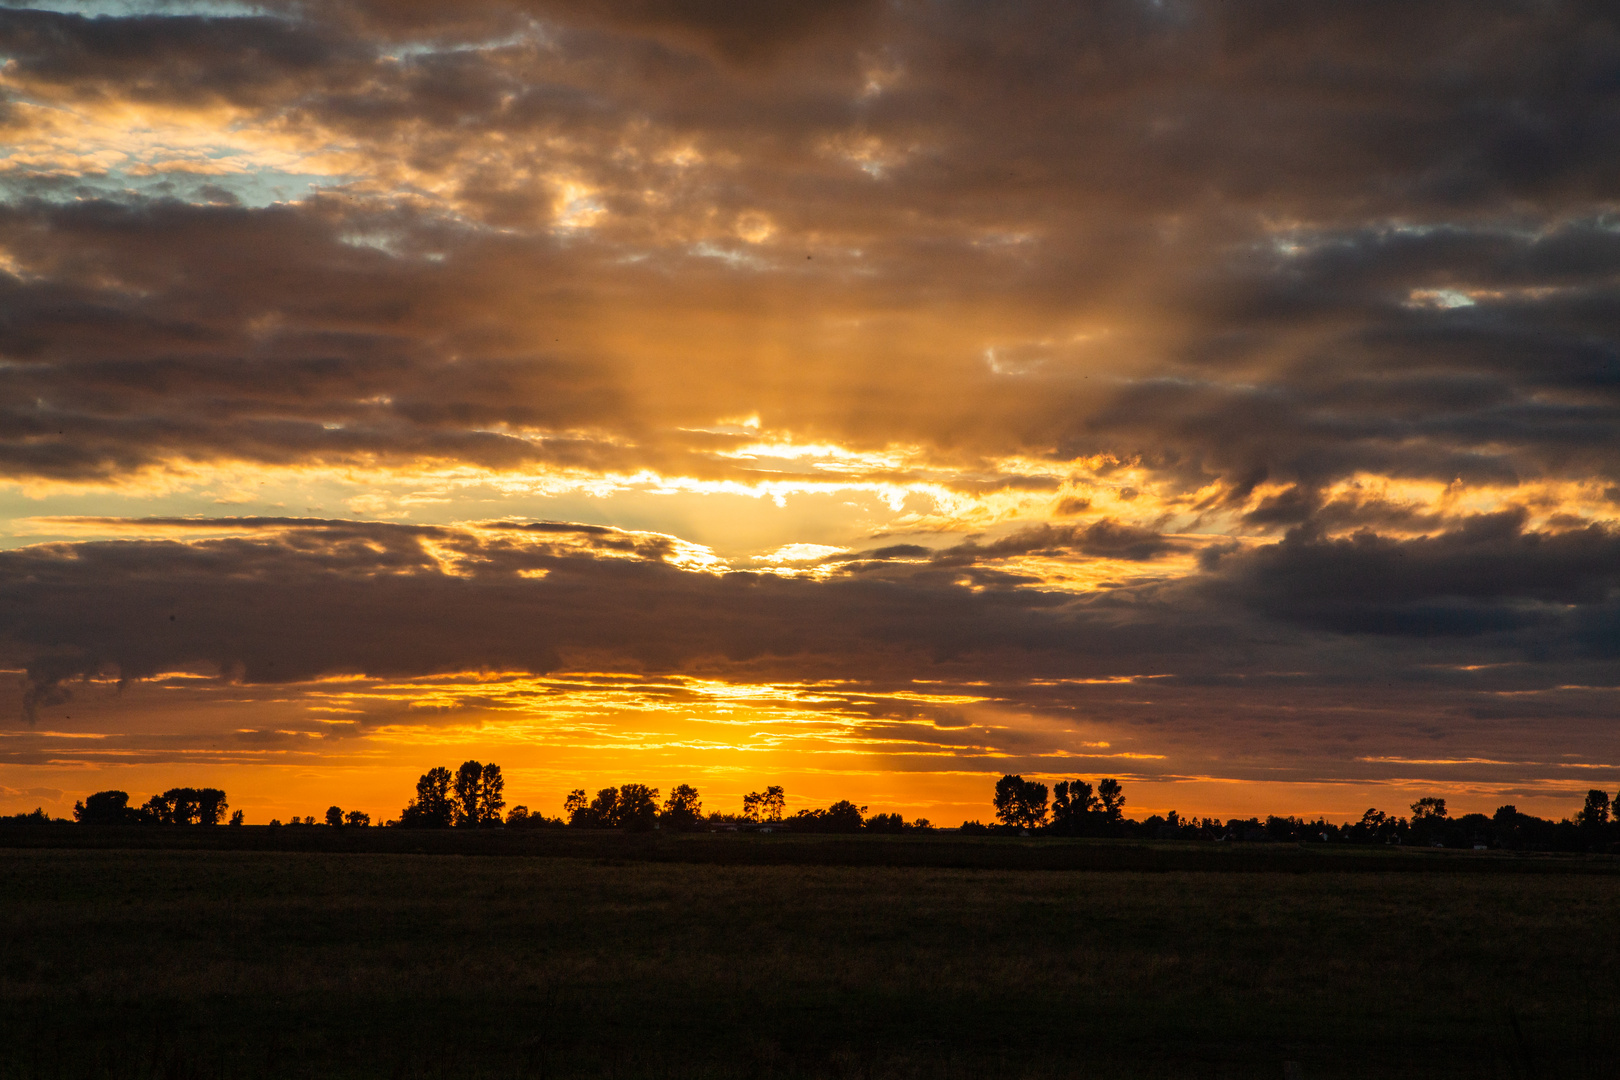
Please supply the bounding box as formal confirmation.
[4,518,1616,770]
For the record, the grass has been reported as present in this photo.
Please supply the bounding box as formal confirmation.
[2,835,1618,1079]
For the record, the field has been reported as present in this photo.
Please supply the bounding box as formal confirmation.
[2,832,1618,1079]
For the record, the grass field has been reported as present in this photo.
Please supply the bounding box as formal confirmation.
[2,834,1618,1079]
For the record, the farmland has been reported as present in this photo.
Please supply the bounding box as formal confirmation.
[2,834,1617,1078]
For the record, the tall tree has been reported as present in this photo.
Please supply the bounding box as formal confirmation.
[1097,779,1125,824]
[1577,789,1611,828]
[1410,797,1447,821]
[453,760,485,826]
[742,786,786,822]
[819,800,866,833]
[196,789,229,825]
[1409,796,1449,846]
[564,789,591,826]
[402,767,454,827]
[1051,780,1097,834]
[588,787,621,827]
[479,763,505,825]
[618,784,660,831]
[992,775,1049,830]
[662,784,702,830]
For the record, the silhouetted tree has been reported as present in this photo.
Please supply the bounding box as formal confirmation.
[742,785,785,823]
[1411,797,1447,820]
[587,787,621,827]
[992,775,1049,830]
[564,789,592,826]
[790,800,867,833]
[229,810,244,826]
[618,784,661,831]
[1577,789,1610,828]
[325,806,344,827]
[140,791,171,824]
[401,767,455,828]
[1265,815,1300,842]
[1050,780,1097,834]
[505,805,563,829]
[345,810,370,827]
[195,789,229,825]
[0,808,52,826]
[453,761,485,827]
[139,788,221,825]
[822,800,866,831]
[1097,779,1125,824]
[1410,796,1448,845]
[661,784,702,830]
[865,812,904,833]
[1347,808,1401,844]
[479,763,505,825]
[73,790,137,824]
[144,789,196,825]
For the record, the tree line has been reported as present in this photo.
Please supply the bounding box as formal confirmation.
[981,774,1620,852]
[23,772,1620,853]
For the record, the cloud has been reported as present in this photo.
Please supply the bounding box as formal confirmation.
[1212,509,1620,639]
[0,518,1173,706]
[4,515,1617,715]
[0,4,1614,505]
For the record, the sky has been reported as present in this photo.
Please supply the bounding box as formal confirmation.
[1,0,1618,826]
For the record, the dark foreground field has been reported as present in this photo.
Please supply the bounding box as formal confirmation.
[3,836,1618,1079]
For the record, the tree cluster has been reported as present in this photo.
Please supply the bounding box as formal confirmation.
[398,761,505,827]
[72,788,240,826]
[988,775,1126,835]
[562,783,701,831]
[325,806,372,827]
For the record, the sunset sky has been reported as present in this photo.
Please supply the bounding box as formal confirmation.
[2,0,1618,825]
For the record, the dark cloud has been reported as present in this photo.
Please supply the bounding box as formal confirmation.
[1213,509,1620,637]
[0,516,1214,723]
[0,4,1618,495]
[539,0,882,62]
[4,516,1618,718]
[0,8,361,107]
[929,520,1181,566]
